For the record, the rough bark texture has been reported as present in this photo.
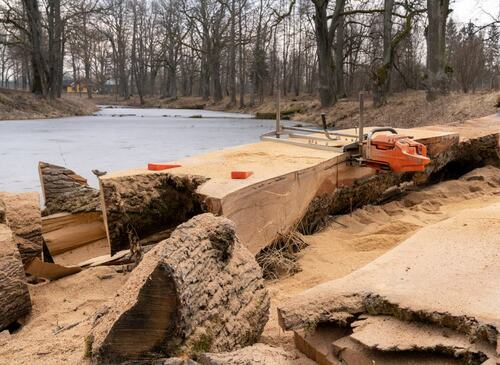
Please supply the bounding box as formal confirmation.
[425,0,450,101]
[298,172,406,234]
[0,224,32,331]
[90,214,269,362]
[0,200,5,223]
[100,173,208,255]
[426,134,500,182]
[299,132,499,235]
[39,161,100,216]
[198,344,294,365]
[0,192,43,265]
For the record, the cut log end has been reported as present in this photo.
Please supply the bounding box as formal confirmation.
[91,213,269,362]
[98,264,179,359]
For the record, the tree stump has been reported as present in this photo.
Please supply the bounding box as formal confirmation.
[0,192,43,265]
[0,224,31,331]
[90,213,269,362]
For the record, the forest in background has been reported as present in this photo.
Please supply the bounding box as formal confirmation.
[0,0,498,110]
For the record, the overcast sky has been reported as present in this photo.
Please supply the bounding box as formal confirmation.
[452,0,499,25]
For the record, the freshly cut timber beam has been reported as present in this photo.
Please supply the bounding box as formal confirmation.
[99,126,459,255]
[0,224,31,331]
[90,214,269,362]
[38,161,100,215]
[0,192,43,265]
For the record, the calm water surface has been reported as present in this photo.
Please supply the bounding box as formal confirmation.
[0,106,283,193]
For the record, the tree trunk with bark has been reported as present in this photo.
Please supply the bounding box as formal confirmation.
[425,0,450,101]
[313,0,345,108]
[0,224,32,331]
[373,0,394,107]
[22,0,49,96]
[334,14,345,99]
[90,214,269,362]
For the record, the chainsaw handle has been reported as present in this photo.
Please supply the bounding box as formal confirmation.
[366,127,398,141]
[365,127,398,160]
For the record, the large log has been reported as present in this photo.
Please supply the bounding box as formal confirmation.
[0,192,43,265]
[99,126,460,256]
[0,224,31,331]
[38,161,100,215]
[90,213,269,362]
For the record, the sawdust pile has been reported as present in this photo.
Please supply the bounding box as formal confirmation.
[261,165,500,352]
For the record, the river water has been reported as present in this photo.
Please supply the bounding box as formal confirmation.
[0,106,283,193]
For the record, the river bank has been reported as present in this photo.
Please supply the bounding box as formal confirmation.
[93,89,499,128]
[0,88,98,121]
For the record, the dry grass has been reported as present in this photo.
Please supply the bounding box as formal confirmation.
[90,89,499,128]
[0,88,98,121]
[256,230,309,280]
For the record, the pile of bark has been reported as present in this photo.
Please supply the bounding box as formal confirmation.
[279,204,500,365]
[89,213,270,363]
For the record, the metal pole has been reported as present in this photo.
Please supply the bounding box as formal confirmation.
[358,91,364,155]
[276,60,281,138]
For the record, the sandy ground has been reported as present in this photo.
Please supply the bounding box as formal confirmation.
[93,90,499,128]
[260,166,500,352]
[0,88,97,120]
[0,167,499,364]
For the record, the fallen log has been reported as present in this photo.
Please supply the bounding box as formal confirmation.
[0,192,43,265]
[90,213,269,362]
[0,224,31,331]
[38,161,100,215]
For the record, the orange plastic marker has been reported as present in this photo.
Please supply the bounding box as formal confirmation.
[231,171,253,179]
[148,163,182,171]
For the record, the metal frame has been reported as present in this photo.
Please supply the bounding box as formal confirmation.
[261,92,368,155]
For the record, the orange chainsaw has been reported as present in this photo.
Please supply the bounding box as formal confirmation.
[357,127,430,173]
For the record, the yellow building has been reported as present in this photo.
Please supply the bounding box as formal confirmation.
[66,82,88,94]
